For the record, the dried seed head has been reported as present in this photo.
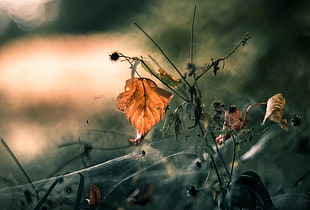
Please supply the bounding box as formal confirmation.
[186,185,199,198]
[110,52,120,61]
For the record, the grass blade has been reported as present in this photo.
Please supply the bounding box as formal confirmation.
[74,173,85,210]
[34,177,63,210]
[0,138,39,200]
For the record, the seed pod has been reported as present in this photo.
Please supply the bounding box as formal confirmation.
[262,94,288,130]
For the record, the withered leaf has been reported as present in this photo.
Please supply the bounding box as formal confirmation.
[223,106,244,132]
[89,185,102,206]
[215,132,231,145]
[162,111,182,142]
[262,93,288,130]
[157,68,182,87]
[216,105,246,145]
[117,78,173,145]
[142,59,182,88]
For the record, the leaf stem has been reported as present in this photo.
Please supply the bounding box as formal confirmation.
[243,102,267,122]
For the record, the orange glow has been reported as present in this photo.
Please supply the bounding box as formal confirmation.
[0,33,144,160]
[6,124,48,162]
[0,34,140,99]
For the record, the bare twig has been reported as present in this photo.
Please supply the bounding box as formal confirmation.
[134,23,192,89]
[197,123,223,188]
[229,132,237,181]
[190,5,197,64]
[243,102,267,122]
[196,33,251,81]
[210,154,223,188]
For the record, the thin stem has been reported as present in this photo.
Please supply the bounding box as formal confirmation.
[134,23,192,89]
[118,53,142,78]
[148,55,162,69]
[210,155,222,188]
[196,32,251,81]
[221,32,251,60]
[229,131,237,181]
[0,138,39,201]
[190,5,197,64]
[243,102,267,122]
[140,60,190,101]
[148,55,190,99]
[74,173,85,210]
[197,122,223,188]
[34,177,63,210]
[209,129,230,177]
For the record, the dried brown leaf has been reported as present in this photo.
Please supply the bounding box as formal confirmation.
[216,105,246,145]
[117,78,173,145]
[262,93,288,130]
[89,185,102,206]
[157,68,182,87]
[215,132,231,145]
[223,105,246,132]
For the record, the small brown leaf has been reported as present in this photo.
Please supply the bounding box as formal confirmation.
[262,93,288,130]
[215,132,231,145]
[157,68,182,87]
[89,185,102,206]
[117,78,173,145]
[216,105,246,145]
[223,105,246,132]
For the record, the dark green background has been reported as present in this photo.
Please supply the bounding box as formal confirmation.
[0,0,309,209]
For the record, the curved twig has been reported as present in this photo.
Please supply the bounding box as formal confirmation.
[196,32,251,81]
[243,102,267,122]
